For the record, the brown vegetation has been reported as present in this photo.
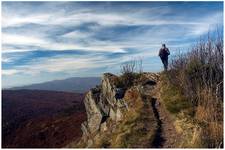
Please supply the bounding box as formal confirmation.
[2,90,86,148]
[8,112,86,148]
[118,60,143,88]
[160,31,223,148]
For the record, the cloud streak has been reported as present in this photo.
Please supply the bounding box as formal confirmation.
[2,1,223,87]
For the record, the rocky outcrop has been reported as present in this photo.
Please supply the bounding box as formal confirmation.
[80,73,128,144]
[78,72,160,147]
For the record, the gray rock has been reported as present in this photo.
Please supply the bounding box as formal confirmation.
[84,91,102,134]
[101,73,118,107]
[87,139,93,148]
[115,108,123,122]
[81,121,88,135]
[79,73,131,146]
[109,107,116,121]
[98,94,110,116]
[100,122,107,132]
[81,121,89,140]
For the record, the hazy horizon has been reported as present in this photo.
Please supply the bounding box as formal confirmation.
[2,76,102,89]
[2,1,223,88]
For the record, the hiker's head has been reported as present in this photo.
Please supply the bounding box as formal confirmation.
[162,44,166,48]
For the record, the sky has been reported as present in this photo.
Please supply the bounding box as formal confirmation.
[2,1,224,88]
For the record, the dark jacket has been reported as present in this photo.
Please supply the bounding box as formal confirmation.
[159,47,170,58]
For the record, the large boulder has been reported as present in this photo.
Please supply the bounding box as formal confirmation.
[80,73,128,146]
[84,89,102,134]
[101,73,118,107]
[101,73,127,121]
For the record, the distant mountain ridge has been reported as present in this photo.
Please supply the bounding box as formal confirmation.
[10,77,101,93]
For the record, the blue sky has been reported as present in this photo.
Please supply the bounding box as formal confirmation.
[2,1,223,88]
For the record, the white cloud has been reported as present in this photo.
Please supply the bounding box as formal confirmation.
[6,55,115,75]
[62,30,91,39]
[2,4,204,28]
[2,57,14,63]
[2,13,52,27]
[187,12,223,36]
[2,2,223,79]
[2,48,158,76]
[2,32,126,53]
[2,3,222,55]
[2,33,45,46]
[2,69,20,75]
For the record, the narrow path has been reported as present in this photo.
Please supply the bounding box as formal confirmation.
[152,97,180,148]
[142,82,181,148]
[151,98,165,148]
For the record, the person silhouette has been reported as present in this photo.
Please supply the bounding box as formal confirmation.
[158,44,170,71]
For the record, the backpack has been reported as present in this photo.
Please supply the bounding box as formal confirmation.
[159,48,170,58]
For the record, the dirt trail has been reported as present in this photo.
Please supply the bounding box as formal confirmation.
[151,82,181,148]
[152,97,181,148]
[142,81,181,148]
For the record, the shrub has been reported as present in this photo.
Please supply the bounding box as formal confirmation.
[162,30,223,148]
[168,32,223,105]
[119,60,143,88]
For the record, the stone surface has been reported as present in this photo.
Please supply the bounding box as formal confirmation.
[100,122,107,132]
[101,73,118,107]
[99,94,110,116]
[87,139,93,147]
[84,90,102,134]
[109,107,116,121]
[115,108,123,122]
[80,73,159,147]
[81,121,89,138]
[80,73,128,141]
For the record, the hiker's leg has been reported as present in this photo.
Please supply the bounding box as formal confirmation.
[160,57,164,67]
[162,58,167,71]
[165,57,168,70]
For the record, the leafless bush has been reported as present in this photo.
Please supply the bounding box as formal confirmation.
[120,60,136,75]
[168,31,223,105]
[166,30,223,148]
[120,59,143,74]
[120,59,143,88]
[137,58,143,73]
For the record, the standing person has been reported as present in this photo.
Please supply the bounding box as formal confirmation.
[158,44,170,71]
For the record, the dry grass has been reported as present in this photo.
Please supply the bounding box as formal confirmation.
[195,88,223,147]
[160,31,223,148]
